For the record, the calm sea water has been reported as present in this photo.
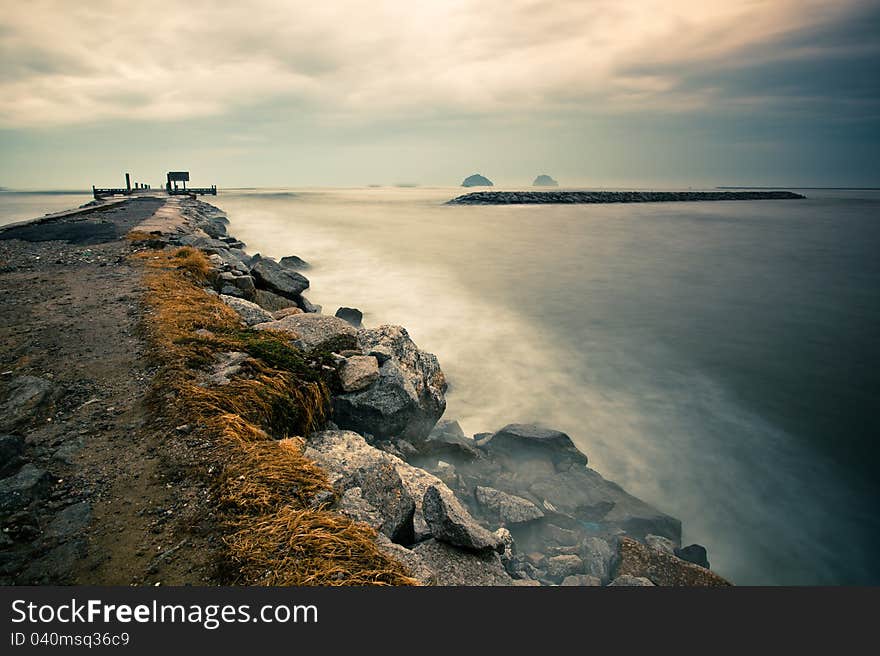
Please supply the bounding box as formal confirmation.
[3,187,878,585]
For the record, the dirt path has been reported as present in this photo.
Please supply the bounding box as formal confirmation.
[0,197,219,585]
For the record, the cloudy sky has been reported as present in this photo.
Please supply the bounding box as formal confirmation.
[1,0,878,189]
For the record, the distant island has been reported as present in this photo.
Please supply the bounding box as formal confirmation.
[533,174,558,187]
[461,174,493,187]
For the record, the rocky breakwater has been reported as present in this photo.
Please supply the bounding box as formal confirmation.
[447,190,806,205]
[178,198,731,586]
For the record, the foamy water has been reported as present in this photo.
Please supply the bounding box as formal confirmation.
[210,187,880,585]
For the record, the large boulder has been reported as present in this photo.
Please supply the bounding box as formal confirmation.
[419,419,481,463]
[254,314,358,352]
[457,423,681,543]
[332,325,446,441]
[412,539,514,586]
[279,255,310,270]
[250,259,309,300]
[481,424,587,470]
[254,289,298,312]
[305,430,492,547]
[220,295,274,326]
[614,537,731,586]
[474,486,544,525]
[304,431,415,544]
[461,174,494,187]
[423,485,505,554]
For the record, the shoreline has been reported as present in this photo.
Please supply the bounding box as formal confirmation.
[0,194,731,586]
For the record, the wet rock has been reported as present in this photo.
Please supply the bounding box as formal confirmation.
[254,314,358,352]
[0,464,50,512]
[481,423,588,469]
[279,255,310,270]
[0,376,53,431]
[412,539,514,586]
[421,419,481,462]
[218,273,256,299]
[546,554,583,580]
[0,434,25,477]
[423,485,504,554]
[614,537,730,586]
[333,325,446,441]
[220,295,274,326]
[335,307,363,328]
[475,486,544,525]
[561,574,601,586]
[251,259,309,300]
[608,575,655,587]
[675,544,711,570]
[338,356,380,392]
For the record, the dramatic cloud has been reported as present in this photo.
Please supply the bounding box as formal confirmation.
[0,0,875,127]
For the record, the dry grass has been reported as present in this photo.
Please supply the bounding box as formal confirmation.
[135,247,417,586]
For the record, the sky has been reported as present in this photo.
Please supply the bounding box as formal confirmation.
[1,0,878,189]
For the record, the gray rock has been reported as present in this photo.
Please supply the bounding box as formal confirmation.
[280,255,310,270]
[335,307,363,328]
[219,273,256,299]
[254,289,297,312]
[0,376,53,431]
[373,534,435,585]
[412,539,514,586]
[546,554,584,580]
[0,464,50,512]
[220,295,274,326]
[475,485,544,525]
[338,355,380,392]
[251,259,309,300]
[608,575,655,587]
[675,544,711,570]
[421,419,481,462]
[0,434,25,477]
[45,501,91,538]
[422,485,504,554]
[333,325,446,441]
[561,574,601,586]
[481,423,588,468]
[254,314,358,352]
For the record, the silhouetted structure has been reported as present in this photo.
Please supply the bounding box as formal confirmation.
[92,172,150,199]
[166,171,216,196]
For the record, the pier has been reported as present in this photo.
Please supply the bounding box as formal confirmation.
[92,170,216,199]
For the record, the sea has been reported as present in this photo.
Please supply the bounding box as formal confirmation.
[2,186,878,585]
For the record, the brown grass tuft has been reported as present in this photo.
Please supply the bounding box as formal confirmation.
[134,248,416,586]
